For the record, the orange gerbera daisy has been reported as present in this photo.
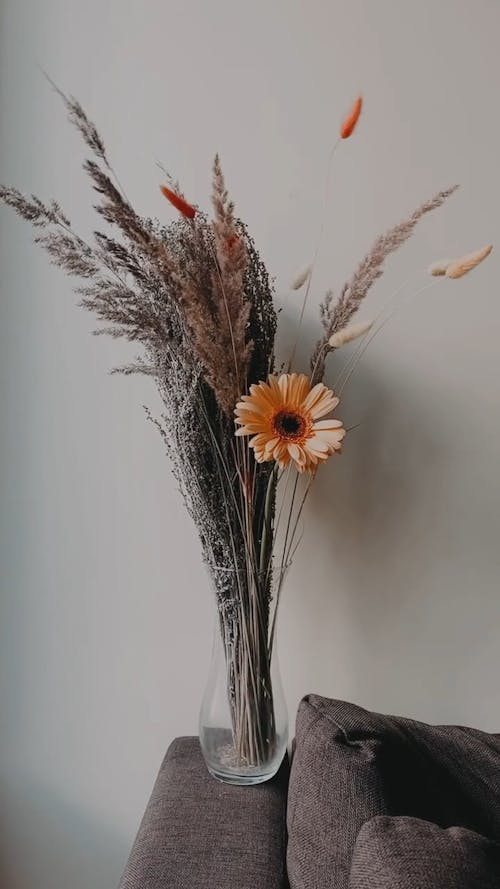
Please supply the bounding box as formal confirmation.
[235,374,346,473]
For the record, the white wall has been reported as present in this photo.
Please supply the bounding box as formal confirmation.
[1,1,499,886]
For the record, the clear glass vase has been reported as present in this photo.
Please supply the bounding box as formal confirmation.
[199,566,288,785]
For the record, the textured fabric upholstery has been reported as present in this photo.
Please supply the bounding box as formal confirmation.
[349,816,500,889]
[287,695,500,889]
[286,696,390,889]
[118,737,289,889]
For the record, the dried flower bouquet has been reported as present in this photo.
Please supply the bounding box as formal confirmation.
[1,91,492,781]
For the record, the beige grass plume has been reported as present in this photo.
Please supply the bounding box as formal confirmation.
[290,264,312,290]
[445,244,493,279]
[328,319,373,348]
[310,185,459,382]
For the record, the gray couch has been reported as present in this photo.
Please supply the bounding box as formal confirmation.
[118,695,500,888]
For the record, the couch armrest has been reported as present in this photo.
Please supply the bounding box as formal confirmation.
[118,737,289,889]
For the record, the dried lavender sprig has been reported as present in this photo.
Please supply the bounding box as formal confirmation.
[311,185,459,382]
[243,221,277,382]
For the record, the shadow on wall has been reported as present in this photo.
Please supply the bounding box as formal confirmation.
[313,358,445,610]
[279,312,450,608]
[0,773,129,889]
[282,315,500,723]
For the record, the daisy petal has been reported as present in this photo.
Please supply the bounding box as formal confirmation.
[310,395,340,419]
[312,418,343,430]
[302,382,329,412]
[305,437,330,455]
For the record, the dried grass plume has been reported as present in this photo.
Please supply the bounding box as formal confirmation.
[290,265,312,291]
[311,185,459,382]
[328,319,373,348]
[160,184,197,219]
[340,95,363,139]
[428,259,453,276]
[446,244,492,279]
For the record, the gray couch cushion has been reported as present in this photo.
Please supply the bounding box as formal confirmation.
[287,696,390,889]
[118,737,289,889]
[349,816,500,888]
[287,695,500,889]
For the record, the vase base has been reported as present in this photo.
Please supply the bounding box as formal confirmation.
[206,760,283,786]
[199,728,287,786]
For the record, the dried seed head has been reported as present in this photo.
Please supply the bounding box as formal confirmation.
[445,244,493,279]
[340,95,363,139]
[428,259,453,276]
[328,319,373,348]
[290,264,312,290]
[160,185,197,220]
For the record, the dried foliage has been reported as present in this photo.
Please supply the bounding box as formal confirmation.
[310,185,459,381]
[340,95,363,139]
[0,187,70,227]
[328,318,373,348]
[2,87,468,769]
[0,96,277,603]
[290,264,312,291]
[160,184,197,219]
[445,244,492,279]
[45,74,109,165]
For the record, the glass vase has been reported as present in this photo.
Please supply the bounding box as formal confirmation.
[199,566,288,785]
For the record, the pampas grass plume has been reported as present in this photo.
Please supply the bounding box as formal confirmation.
[446,244,493,279]
[290,264,312,290]
[329,319,373,348]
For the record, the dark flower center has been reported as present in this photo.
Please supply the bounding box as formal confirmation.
[274,410,307,441]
